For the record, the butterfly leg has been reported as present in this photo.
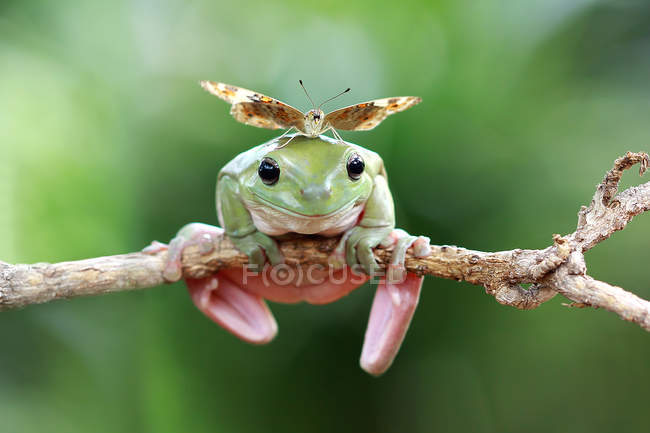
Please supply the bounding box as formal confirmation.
[325,124,345,145]
[277,126,295,140]
[276,127,300,148]
[277,134,299,148]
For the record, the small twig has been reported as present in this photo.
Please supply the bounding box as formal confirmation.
[1,153,649,332]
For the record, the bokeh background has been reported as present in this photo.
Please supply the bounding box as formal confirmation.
[1,0,649,432]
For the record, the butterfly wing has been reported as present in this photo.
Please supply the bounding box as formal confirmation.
[324,96,421,131]
[200,81,306,132]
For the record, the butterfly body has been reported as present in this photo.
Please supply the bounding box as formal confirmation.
[303,109,327,137]
[200,81,421,142]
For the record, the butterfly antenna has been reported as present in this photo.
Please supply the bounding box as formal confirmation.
[299,80,316,109]
[318,87,351,110]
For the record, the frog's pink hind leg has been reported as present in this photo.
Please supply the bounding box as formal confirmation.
[186,273,278,345]
[360,274,423,375]
[360,230,431,375]
[144,223,278,345]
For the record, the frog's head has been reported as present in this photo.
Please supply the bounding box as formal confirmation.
[246,135,375,217]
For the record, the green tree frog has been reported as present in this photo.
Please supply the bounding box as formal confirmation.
[148,134,430,375]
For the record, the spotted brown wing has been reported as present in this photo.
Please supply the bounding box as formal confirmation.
[324,96,421,131]
[200,81,306,132]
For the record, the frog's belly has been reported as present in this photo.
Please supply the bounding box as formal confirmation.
[243,199,364,236]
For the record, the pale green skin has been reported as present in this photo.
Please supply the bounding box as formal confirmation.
[217,134,395,274]
[143,133,425,375]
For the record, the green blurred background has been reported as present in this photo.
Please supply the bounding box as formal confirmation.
[1,0,649,432]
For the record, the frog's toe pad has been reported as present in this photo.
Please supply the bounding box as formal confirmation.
[186,273,278,344]
[360,273,423,376]
[412,236,431,257]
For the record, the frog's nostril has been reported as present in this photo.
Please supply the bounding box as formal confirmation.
[302,184,331,200]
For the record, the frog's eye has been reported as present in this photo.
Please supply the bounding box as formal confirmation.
[258,157,280,185]
[346,153,365,180]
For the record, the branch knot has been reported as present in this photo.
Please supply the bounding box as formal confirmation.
[490,283,556,310]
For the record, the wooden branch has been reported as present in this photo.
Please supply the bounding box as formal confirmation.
[1,152,649,332]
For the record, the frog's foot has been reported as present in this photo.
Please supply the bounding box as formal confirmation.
[380,229,431,284]
[145,224,278,344]
[329,225,393,276]
[229,231,284,270]
[360,273,424,376]
[144,223,223,282]
[186,272,278,344]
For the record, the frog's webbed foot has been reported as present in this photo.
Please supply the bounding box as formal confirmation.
[330,225,393,276]
[381,229,431,284]
[229,231,284,270]
[359,229,431,376]
[144,223,278,344]
[143,222,222,282]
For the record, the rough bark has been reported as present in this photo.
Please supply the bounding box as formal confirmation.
[1,152,648,331]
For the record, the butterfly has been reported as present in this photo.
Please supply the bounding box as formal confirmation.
[200,80,421,144]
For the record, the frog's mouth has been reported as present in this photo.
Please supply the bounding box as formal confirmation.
[250,194,359,219]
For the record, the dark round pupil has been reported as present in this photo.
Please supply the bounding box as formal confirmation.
[347,154,365,179]
[258,158,280,185]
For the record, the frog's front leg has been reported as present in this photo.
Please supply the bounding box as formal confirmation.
[217,175,284,268]
[144,223,278,344]
[331,174,395,275]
